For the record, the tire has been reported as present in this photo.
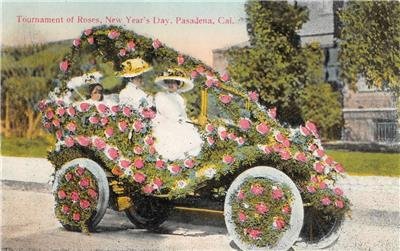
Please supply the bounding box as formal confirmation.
[125,195,172,230]
[224,166,304,251]
[294,207,344,249]
[53,158,110,232]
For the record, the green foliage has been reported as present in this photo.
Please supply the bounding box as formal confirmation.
[0,135,54,157]
[338,1,400,93]
[299,84,342,139]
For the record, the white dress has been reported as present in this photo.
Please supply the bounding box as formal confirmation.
[119,82,154,109]
[152,92,203,160]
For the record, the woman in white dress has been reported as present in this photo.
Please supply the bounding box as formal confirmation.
[152,69,203,161]
[118,58,154,109]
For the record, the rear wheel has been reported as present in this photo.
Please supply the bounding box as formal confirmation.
[53,158,109,232]
[125,195,172,230]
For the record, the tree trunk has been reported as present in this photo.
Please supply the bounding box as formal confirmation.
[4,93,11,137]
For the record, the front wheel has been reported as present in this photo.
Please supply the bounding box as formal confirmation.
[125,195,172,230]
[53,158,109,232]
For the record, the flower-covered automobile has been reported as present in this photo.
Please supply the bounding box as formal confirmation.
[40,26,350,251]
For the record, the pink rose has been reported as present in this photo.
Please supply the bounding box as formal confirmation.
[238,118,251,131]
[272,143,282,153]
[219,94,232,104]
[67,106,76,117]
[76,166,85,176]
[45,109,54,120]
[155,159,165,169]
[222,155,235,165]
[66,122,77,132]
[196,66,205,74]
[250,184,264,196]
[310,176,319,183]
[79,178,90,188]
[205,78,215,88]
[237,190,246,200]
[306,186,316,193]
[334,163,345,173]
[272,187,284,200]
[89,116,99,124]
[73,38,81,47]
[87,36,94,44]
[134,158,144,169]
[207,137,215,146]
[76,136,90,147]
[70,191,79,202]
[143,184,154,194]
[118,121,128,132]
[184,159,195,168]
[149,146,157,155]
[72,212,81,222]
[274,132,286,143]
[133,120,143,132]
[38,100,46,111]
[319,181,327,189]
[152,38,162,49]
[79,102,90,112]
[305,121,318,135]
[228,132,237,140]
[107,30,120,39]
[133,145,143,155]
[58,190,67,199]
[56,107,65,116]
[107,147,119,160]
[256,123,270,135]
[97,103,108,114]
[325,156,334,165]
[105,127,114,138]
[127,40,136,51]
[84,29,92,36]
[248,229,262,239]
[313,162,325,173]
[190,70,198,78]
[333,187,344,196]
[259,145,273,154]
[65,136,74,147]
[248,91,259,102]
[153,177,163,189]
[133,172,146,183]
[282,205,291,214]
[205,124,215,133]
[236,137,245,146]
[273,217,286,230]
[321,197,331,206]
[64,172,73,181]
[218,128,228,140]
[279,149,291,160]
[87,188,98,199]
[255,203,269,215]
[294,152,307,162]
[300,125,310,136]
[59,60,69,72]
[141,108,156,119]
[282,139,291,148]
[267,107,277,119]
[100,117,109,126]
[220,72,229,82]
[119,159,131,169]
[52,119,60,127]
[93,137,106,150]
[308,144,317,151]
[79,199,91,209]
[313,149,325,158]
[168,164,181,174]
[177,54,185,65]
[238,212,247,222]
[144,136,154,145]
[335,200,344,209]
[62,205,70,214]
[119,48,126,57]
[56,130,63,140]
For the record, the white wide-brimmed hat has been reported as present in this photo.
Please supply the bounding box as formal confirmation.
[155,68,194,93]
[117,58,153,78]
[67,71,103,89]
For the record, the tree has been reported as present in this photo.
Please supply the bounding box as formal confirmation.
[226,1,342,139]
[338,1,400,93]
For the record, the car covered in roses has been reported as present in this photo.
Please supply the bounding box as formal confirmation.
[40,26,350,251]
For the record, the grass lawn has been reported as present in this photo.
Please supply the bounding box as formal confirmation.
[327,150,400,177]
[1,137,399,177]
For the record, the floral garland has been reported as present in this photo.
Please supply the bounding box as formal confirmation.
[42,26,350,220]
[54,164,99,233]
[230,178,293,248]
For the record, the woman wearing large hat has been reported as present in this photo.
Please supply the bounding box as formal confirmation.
[118,58,154,110]
[152,68,203,161]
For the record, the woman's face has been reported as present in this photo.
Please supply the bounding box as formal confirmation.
[131,76,143,86]
[91,85,103,101]
[165,80,179,92]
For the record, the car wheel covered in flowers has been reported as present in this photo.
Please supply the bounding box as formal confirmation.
[39,26,350,250]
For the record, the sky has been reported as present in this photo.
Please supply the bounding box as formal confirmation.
[1,0,249,65]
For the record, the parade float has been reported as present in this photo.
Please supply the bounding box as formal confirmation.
[39,26,350,251]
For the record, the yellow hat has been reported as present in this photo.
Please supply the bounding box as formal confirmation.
[155,68,194,93]
[117,58,153,78]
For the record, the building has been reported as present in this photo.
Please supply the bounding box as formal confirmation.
[212,0,399,144]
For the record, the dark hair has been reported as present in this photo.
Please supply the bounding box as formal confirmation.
[87,83,103,99]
